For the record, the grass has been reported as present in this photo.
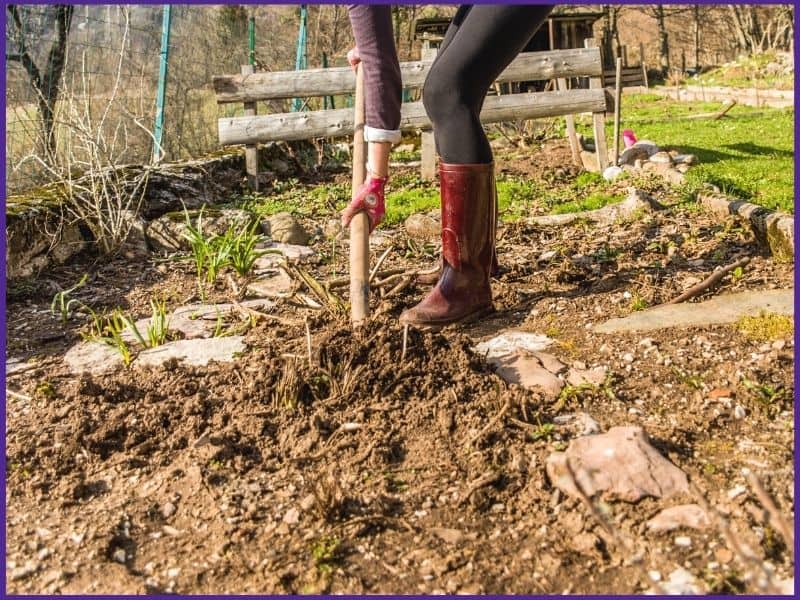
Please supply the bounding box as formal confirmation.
[735,312,793,342]
[584,93,794,213]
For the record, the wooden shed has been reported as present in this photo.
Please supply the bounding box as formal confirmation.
[414,7,605,54]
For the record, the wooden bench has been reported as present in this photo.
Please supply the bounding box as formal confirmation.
[213,47,612,189]
[603,64,649,89]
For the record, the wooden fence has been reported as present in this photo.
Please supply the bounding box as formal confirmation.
[602,64,648,89]
[214,47,612,187]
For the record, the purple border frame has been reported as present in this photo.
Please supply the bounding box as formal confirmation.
[1,1,797,598]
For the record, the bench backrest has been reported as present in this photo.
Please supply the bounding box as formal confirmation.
[214,47,609,146]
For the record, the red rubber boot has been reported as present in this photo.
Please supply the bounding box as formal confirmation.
[400,162,496,329]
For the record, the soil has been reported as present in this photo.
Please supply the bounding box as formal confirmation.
[5,140,794,594]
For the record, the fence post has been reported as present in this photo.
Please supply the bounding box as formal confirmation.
[585,38,609,172]
[242,64,259,191]
[292,5,308,112]
[248,12,255,66]
[612,57,622,166]
[152,4,172,164]
[420,43,437,180]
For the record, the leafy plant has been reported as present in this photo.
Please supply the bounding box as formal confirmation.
[311,536,341,574]
[529,418,555,442]
[227,221,268,277]
[629,293,649,312]
[50,274,88,323]
[83,308,135,366]
[145,297,170,347]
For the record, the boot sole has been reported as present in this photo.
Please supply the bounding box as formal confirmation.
[401,304,495,332]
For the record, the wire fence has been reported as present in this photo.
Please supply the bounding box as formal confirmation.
[5,4,274,195]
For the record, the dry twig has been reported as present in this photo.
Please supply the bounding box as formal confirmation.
[664,256,750,305]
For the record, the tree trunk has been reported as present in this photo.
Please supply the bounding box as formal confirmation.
[693,5,701,69]
[655,5,670,74]
[6,4,74,161]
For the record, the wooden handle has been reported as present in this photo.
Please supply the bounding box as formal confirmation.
[350,64,369,326]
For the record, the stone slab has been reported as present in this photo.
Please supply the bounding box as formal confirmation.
[64,341,124,374]
[594,289,793,334]
[546,426,689,503]
[136,336,246,368]
[473,331,553,360]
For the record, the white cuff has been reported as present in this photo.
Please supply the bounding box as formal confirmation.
[364,125,402,144]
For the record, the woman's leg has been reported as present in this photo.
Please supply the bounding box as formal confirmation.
[400,5,553,328]
[423,5,554,163]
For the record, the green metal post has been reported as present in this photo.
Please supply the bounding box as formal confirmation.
[322,52,335,110]
[292,5,308,112]
[152,5,172,163]
[248,14,255,66]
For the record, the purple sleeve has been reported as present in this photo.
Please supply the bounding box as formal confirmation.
[348,5,402,142]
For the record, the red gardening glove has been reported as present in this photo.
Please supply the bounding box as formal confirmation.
[342,176,387,233]
[347,47,361,72]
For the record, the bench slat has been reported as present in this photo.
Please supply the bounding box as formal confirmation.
[219,88,609,145]
[214,48,602,103]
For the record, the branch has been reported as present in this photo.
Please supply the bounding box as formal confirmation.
[6,5,42,90]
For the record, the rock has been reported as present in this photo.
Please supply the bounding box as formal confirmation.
[660,168,685,185]
[733,405,746,419]
[10,560,38,581]
[646,504,710,532]
[63,341,123,375]
[660,567,701,595]
[473,331,553,359]
[632,140,659,157]
[119,210,150,257]
[715,548,733,564]
[263,212,310,245]
[6,207,87,280]
[650,151,673,165]
[299,494,316,512]
[405,212,441,240]
[283,508,300,525]
[545,426,689,502]
[6,358,32,375]
[162,502,177,519]
[431,528,464,545]
[727,484,747,500]
[146,208,254,253]
[569,532,599,555]
[269,159,290,174]
[676,163,691,174]
[553,412,601,436]
[112,548,127,564]
[136,336,246,367]
[594,289,793,333]
[602,166,623,181]
[618,145,651,166]
[674,536,692,547]
[673,154,698,165]
[247,271,293,298]
[124,300,274,343]
[579,150,599,172]
[252,242,316,268]
[369,229,395,247]
[489,353,563,397]
[323,218,344,239]
[528,189,662,228]
[566,366,607,386]
[530,351,566,375]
